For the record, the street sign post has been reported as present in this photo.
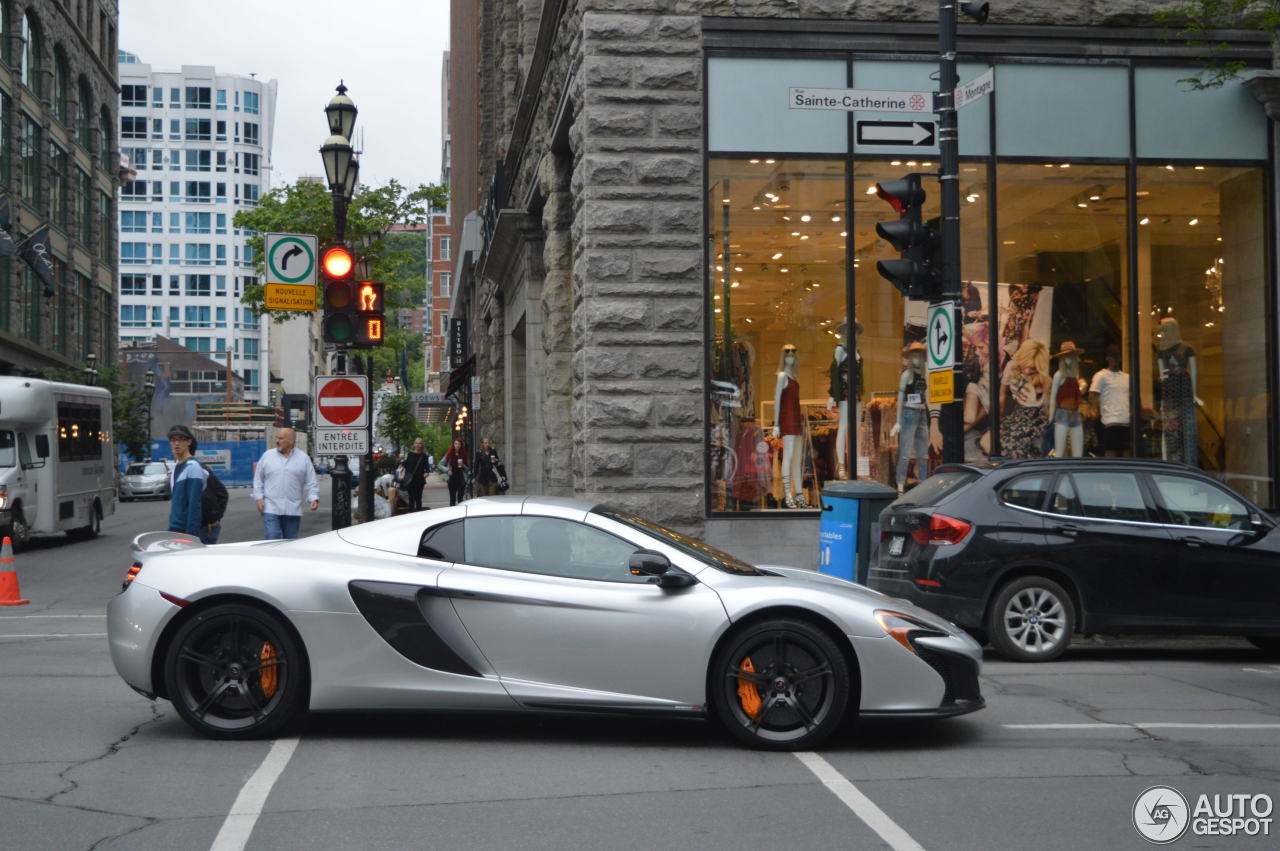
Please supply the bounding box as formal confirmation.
[955,67,995,110]
[265,233,319,313]
[314,375,368,429]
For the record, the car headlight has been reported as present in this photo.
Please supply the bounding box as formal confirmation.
[874,609,946,655]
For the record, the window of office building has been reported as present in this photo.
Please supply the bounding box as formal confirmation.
[19,13,42,97]
[20,114,40,207]
[243,122,259,145]
[185,86,211,109]
[49,143,68,230]
[121,116,146,139]
[121,84,147,107]
[121,274,147,295]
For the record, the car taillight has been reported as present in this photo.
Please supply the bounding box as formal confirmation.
[122,561,142,591]
[910,513,971,547]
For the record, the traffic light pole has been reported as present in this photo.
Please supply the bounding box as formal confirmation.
[330,348,353,529]
[360,353,375,521]
[936,0,964,464]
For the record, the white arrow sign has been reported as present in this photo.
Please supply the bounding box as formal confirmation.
[856,120,937,147]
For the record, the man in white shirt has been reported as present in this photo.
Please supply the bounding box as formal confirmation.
[252,428,320,539]
[1089,344,1131,457]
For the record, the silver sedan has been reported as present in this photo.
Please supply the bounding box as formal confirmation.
[107,496,983,750]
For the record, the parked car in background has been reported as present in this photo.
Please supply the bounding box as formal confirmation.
[869,458,1280,662]
[120,461,172,502]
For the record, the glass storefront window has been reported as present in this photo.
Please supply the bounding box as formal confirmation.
[995,163,1129,461]
[1136,166,1271,506]
[707,157,847,511]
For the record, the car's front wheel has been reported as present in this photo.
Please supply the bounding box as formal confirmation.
[711,619,850,750]
[163,603,306,739]
[988,576,1076,662]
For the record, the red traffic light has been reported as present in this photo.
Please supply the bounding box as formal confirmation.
[875,174,926,214]
[322,246,354,278]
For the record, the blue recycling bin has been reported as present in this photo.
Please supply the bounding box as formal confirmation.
[819,480,898,584]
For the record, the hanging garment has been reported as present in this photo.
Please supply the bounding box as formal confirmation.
[1158,343,1198,464]
[778,376,802,436]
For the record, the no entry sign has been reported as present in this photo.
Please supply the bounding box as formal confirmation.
[314,375,368,428]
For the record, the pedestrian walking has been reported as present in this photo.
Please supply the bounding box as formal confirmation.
[166,425,207,538]
[474,437,508,497]
[401,438,430,511]
[252,427,319,540]
[426,451,435,473]
[442,437,469,506]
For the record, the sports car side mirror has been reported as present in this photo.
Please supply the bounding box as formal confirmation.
[629,550,697,589]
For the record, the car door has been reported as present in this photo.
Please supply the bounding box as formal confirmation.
[437,514,729,709]
[1041,470,1180,627]
[1147,472,1280,629]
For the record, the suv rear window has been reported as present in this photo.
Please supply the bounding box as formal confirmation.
[892,470,979,509]
[1001,474,1051,510]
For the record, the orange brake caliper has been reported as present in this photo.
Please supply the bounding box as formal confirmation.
[259,642,279,698]
[736,656,762,720]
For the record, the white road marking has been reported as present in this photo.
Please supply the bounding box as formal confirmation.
[0,633,108,639]
[1005,723,1280,730]
[210,737,299,851]
[793,751,926,851]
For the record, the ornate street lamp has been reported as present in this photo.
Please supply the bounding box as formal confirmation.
[324,81,358,140]
[84,352,98,386]
[143,368,156,460]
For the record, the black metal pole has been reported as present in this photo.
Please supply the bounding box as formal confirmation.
[937,0,964,463]
[360,352,375,520]
[329,189,354,529]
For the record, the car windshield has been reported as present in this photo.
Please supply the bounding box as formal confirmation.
[0,431,14,468]
[126,463,169,475]
[891,470,979,508]
[592,507,760,575]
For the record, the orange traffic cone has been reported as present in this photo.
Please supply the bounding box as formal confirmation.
[0,536,29,606]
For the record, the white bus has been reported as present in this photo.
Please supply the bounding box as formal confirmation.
[0,377,116,550]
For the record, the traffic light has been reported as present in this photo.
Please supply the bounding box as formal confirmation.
[874,173,941,300]
[321,245,357,345]
[353,281,386,346]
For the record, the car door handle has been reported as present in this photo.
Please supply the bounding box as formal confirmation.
[1053,524,1081,537]
[1181,536,1207,548]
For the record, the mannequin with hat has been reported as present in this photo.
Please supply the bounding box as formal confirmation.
[891,342,931,493]
[1156,317,1199,464]
[826,320,863,481]
[772,343,809,508]
[1049,341,1086,457]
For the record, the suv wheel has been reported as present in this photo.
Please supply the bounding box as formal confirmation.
[987,576,1075,662]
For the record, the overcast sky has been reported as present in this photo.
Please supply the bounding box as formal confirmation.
[120,0,450,191]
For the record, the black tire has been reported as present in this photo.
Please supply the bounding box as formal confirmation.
[4,505,32,552]
[163,603,307,739]
[1247,636,1280,657]
[710,619,850,751]
[68,503,101,541]
[987,576,1076,662]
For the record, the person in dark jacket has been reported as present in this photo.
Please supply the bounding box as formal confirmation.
[442,438,469,506]
[401,437,430,511]
[166,425,207,537]
[474,437,508,497]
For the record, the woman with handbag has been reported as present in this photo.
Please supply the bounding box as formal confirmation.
[442,438,470,506]
[402,438,430,511]
[474,437,508,497]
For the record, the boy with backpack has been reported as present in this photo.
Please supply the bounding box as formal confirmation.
[165,425,228,545]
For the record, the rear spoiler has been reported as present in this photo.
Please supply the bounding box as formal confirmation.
[131,531,204,554]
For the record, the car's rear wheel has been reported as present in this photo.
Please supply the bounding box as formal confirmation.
[1247,636,1280,657]
[163,603,305,739]
[711,619,850,751]
[988,576,1075,662]
[68,503,101,541]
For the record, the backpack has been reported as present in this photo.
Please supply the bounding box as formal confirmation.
[199,463,229,526]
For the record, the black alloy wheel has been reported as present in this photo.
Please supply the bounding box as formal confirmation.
[712,619,850,750]
[163,603,306,739]
[987,576,1076,662]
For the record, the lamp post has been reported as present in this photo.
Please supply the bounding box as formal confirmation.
[321,82,359,529]
[83,352,98,386]
[143,368,156,461]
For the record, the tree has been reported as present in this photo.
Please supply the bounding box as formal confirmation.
[1157,1,1280,87]
[42,365,150,463]
[378,393,423,456]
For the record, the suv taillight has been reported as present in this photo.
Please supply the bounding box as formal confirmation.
[910,513,971,547]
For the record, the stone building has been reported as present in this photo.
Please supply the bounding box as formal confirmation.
[0,0,120,374]
[451,2,1280,566]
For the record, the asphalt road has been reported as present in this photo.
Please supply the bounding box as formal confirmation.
[2,492,1279,850]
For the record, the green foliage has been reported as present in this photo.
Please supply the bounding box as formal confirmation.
[422,422,453,462]
[1157,0,1280,87]
[41,364,150,462]
[378,393,423,456]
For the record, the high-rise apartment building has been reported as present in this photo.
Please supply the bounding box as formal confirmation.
[0,1,120,374]
[115,54,277,401]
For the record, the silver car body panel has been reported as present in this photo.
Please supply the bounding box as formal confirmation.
[107,497,983,719]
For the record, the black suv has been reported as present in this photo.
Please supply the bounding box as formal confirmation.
[868,458,1280,662]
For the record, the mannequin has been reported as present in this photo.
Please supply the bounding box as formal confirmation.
[772,344,808,508]
[891,342,930,494]
[1157,317,1199,464]
[826,320,863,481]
[1048,341,1085,457]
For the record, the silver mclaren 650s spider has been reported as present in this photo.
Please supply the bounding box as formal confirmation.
[108,496,984,750]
